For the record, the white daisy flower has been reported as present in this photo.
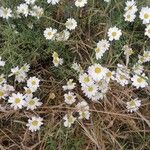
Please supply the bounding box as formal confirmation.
[76,101,89,111]
[3,84,15,96]
[72,62,83,73]
[115,72,129,86]
[0,7,12,19]
[131,74,148,89]
[26,116,43,132]
[30,5,44,19]
[97,79,109,93]
[0,85,7,99]
[65,18,77,30]
[56,30,70,41]
[124,0,138,13]
[88,63,107,81]
[76,101,90,120]
[123,45,133,56]
[124,11,136,22]
[9,65,28,83]
[126,98,141,113]
[95,39,110,60]
[15,71,27,83]
[27,76,40,92]
[138,55,145,64]
[132,64,144,75]
[63,114,76,128]
[81,84,98,98]
[75,0,87,8]
[9,66,20,77]
[104,69,115,83]
[145,24,150,38]
[107,26,122,41]
[114,64,130,86]
[64,91,76,105]
[0,56,5,67]
[25,95,42,110]
[8,93,25,110]
[47,0,60,5]
[20,63,30,73]
[139,7,150,24]
[143,51,150,62]
[97,39,110,51]
[24,87,33,96]
[53,57,63,67]
[91,92,104,101]
[25,0,36,4]
[44,27,57,40]
[79,73,94,87]
[62,79,76,91]
[52,51,63,67]
[17,3,29,17]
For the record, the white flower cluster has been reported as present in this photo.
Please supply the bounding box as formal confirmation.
[0,57,43,132]
[139,7,150,38]
[123,1,150,39]
[79,64,113,101]
[95,39,110,60]
[62,79,90,127]
[0,0,44,20]
[113,50,149,89]
[44,18,77,41]
[17,2,44,19]
[124,0,138,22]
[52,51,63,67]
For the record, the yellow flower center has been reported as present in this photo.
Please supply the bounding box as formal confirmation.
[32,120,38,126]
[129,100,135,107]
[0,91,4,97]
[106,71,112,77]
[148,29,150,33]
[95,47,100,53]
[144,53,149,58]
[95,67,101,74]
[53,52,58,58]
[127,15,130,19]
[83,76,90,83]
[15,98,21,104]
[119,75,125,80]
[144,13,149,19]
[67,96,72,100]
[53,58,59,63]
[29,100,35,106]
[32,81,36,85]
[88,86,93,92]
[81,111,86,117]
[112,32,116,37]
[48,32,52,36]
[137,77,143,83]
[68,116,74,123]
[26,89,32,94]
[3,9,8,16]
